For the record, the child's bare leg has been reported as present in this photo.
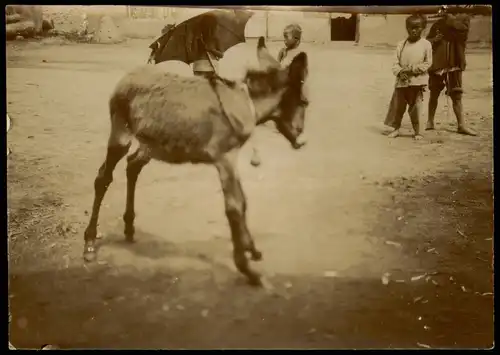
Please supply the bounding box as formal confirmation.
[452,93,478,136]
[426,90,440,131]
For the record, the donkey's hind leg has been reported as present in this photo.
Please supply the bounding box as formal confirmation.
[123,146,151,243]
[215,149,263,286]
[83,122,131,262]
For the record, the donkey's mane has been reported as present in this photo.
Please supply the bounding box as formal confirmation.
[208,66,282,89]
[244,66,280,81]
[207,66,282,90]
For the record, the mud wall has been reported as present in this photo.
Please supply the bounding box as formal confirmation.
[42,5,169,39]
[358,14,492,46]
[6,5,44,31]
[246,10,331,43]
[36,6,492,46]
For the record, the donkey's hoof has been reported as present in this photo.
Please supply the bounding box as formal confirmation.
[292,140,307,150]
[124,226,135,243]
[125,235,135,243]
[247,274,263,287]
[83,243,97,263]
[250,249,263,261]
[83,247,97,263]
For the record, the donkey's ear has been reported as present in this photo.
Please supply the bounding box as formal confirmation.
[257,37,280,70]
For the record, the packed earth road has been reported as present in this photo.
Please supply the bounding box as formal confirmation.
[7,38,493,349]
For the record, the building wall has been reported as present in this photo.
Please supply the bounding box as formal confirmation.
[265,10,331,42]
[42,5,169,38]
[43,5,128,34]
[358,14,492,46]
[39,6,492,45]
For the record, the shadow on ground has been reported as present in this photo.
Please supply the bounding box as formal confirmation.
[9,168,493,349]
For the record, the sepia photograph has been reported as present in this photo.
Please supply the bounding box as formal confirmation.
[6,4,493,349]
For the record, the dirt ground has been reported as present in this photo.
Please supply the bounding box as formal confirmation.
[7,38,493,349]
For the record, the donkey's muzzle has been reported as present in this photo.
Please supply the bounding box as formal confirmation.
[292,136,307,149]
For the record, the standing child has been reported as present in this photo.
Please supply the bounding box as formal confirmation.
[250,23,308,166]
[279,23,304,65]
[425,8,476,136]
[384,14,432,140]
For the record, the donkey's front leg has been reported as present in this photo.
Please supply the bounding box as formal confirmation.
[215,149,263,286]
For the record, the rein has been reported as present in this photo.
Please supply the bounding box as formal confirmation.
[207,75,254,139]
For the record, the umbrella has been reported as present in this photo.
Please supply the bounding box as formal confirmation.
[149,9,254,65]
[147,23,176,64]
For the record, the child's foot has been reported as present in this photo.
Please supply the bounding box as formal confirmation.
[250,157,261,167]
[457,126,478,136]
[414,134,424,141]
[387,129,400,138]
[425,121,435,131]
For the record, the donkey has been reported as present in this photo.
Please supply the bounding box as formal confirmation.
[83,37,309,286]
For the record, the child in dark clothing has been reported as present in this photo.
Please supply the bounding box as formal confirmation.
[425,8,477,136]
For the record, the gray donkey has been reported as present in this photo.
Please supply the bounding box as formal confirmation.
[83,37,309,286]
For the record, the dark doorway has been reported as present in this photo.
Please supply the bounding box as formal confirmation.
[330,13,358,41]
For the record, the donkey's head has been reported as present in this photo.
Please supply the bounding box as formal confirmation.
[244,36,309,149]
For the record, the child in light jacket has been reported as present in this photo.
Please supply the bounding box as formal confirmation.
[384,13,432,140]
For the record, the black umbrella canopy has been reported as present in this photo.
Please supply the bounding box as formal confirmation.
[152,9,254,65]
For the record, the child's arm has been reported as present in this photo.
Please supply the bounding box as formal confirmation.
[410,41,433,75]
[207,47,224,59]
[392,41,407,77]
[426,22,444,44]
[444,13,470,43]
[445,13,470,31]
[201,37,224,59]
